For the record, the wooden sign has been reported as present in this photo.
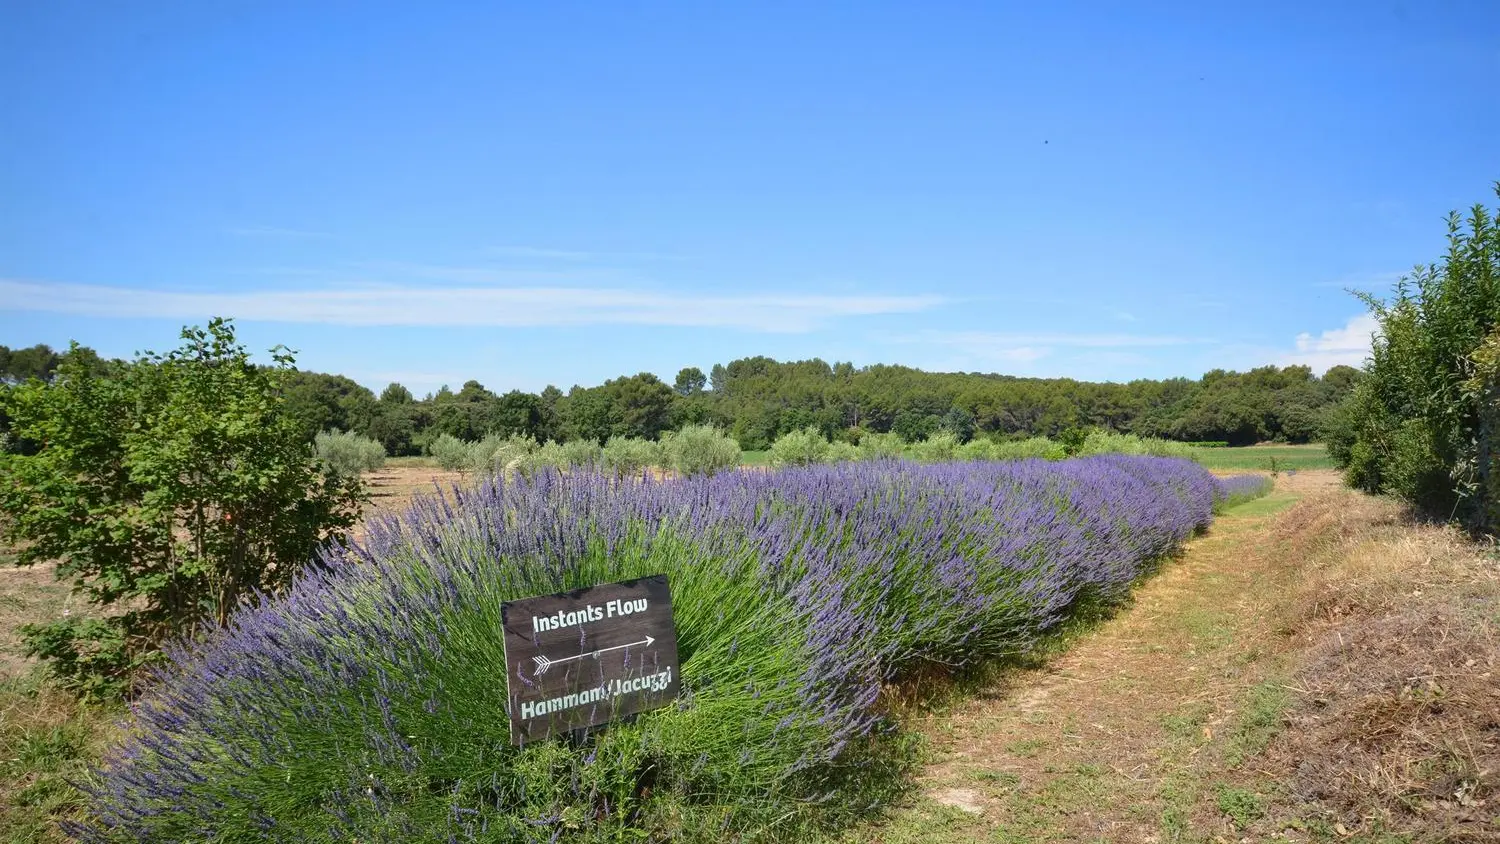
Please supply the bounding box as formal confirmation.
[500,574,681,745]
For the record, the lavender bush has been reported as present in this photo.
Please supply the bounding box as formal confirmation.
[1215,473,1275,509]
[74,457,1263,842]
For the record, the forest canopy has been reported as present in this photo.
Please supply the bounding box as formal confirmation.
[1,342,1360,454]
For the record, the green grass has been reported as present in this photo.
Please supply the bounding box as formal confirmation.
[1225,680,1293,767]
[1224,491,1299,517]
[0,674,120,843]
[1213,783,1265,830]
[739,449,771,466]
[1189,444,1333,472]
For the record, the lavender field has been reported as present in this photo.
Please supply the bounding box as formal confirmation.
[75,457,1264,842]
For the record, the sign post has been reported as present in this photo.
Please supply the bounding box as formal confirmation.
[500,574,681,745]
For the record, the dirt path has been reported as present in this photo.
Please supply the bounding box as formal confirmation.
[867,470,1498,843]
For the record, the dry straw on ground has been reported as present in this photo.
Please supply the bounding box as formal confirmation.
[1259,491,1500,841]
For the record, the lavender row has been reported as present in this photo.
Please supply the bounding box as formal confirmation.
[75,456,1245,842]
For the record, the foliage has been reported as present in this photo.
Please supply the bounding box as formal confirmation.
[512,441,568,476]
[825,440,860,462]
[674,366,707,396]
[769,426,830,467]
[856,432,905,460]
[427,433,474,472]
[660,424,741,476]
[1326,185,1500,533]
[908,431,960,462]
[74,457,1224,841]
[1077,430,1196,460]
[601,436,662,477]
[559,437,603,469]
[0,319,363,695]
[314,429,386,477]
[956,438,998,461]
[992,437,1068,461]
[14,341,1361,460]
[470,433,539,476]
[0,343,64,384]
[281,371,378,443]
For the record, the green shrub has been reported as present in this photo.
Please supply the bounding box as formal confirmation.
[602,436,662,476]
[560,438,603,469]
[314,429,386,476]
[661,424,741,476]
[1078,430,1196,460]
[825,440,860,462]
[427,433,474,472]
[769,426,830,467]
[857,432,906,460]
[512,440,568,476]
[908,431,959,462]
[0,319,363,695]
[991,436,1067,461]
[1326,186,1500,533]
[470,433,537,475]
[956,438,998,461]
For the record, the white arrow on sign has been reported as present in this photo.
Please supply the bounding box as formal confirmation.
[531,635,656,676]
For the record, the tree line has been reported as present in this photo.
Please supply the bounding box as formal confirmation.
[2,341,1360,455]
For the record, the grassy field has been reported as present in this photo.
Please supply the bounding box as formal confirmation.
[1187,443,1333,472]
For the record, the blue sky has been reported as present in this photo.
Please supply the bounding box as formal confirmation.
[2,2,1497,397]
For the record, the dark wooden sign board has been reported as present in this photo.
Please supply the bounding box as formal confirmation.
[500,574,681,745]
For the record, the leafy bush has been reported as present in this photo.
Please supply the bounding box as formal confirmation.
[956,438,998,461]
[991,436,1068,461]
[825,440,860,462]
[769,426,830,467]
[1326,186,1500,533]
[314,429,386,476]
[0,319,363,696]
[560,438,603,469]
[857,432,906,460]
[1077,430,1196,460]
[661,424,741,476]
[471,433,537,475]
[76,457,1221,840]
[908,431,959,462]
[427,433,474,472]
[512,440,568,476]
[602,436,662,476]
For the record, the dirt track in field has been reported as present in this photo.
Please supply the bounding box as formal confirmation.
[868,470,1500,843]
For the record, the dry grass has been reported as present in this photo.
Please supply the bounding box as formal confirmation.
[1251,492,1500,841]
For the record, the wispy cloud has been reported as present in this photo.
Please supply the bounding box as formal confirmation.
[352,261,606,284]
[1276,313,1378,372]
[225,226,333,239]
[0,279,945,333]
[488,246,691,262]
[1312,270,1406,290]
[489,246,594,261]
